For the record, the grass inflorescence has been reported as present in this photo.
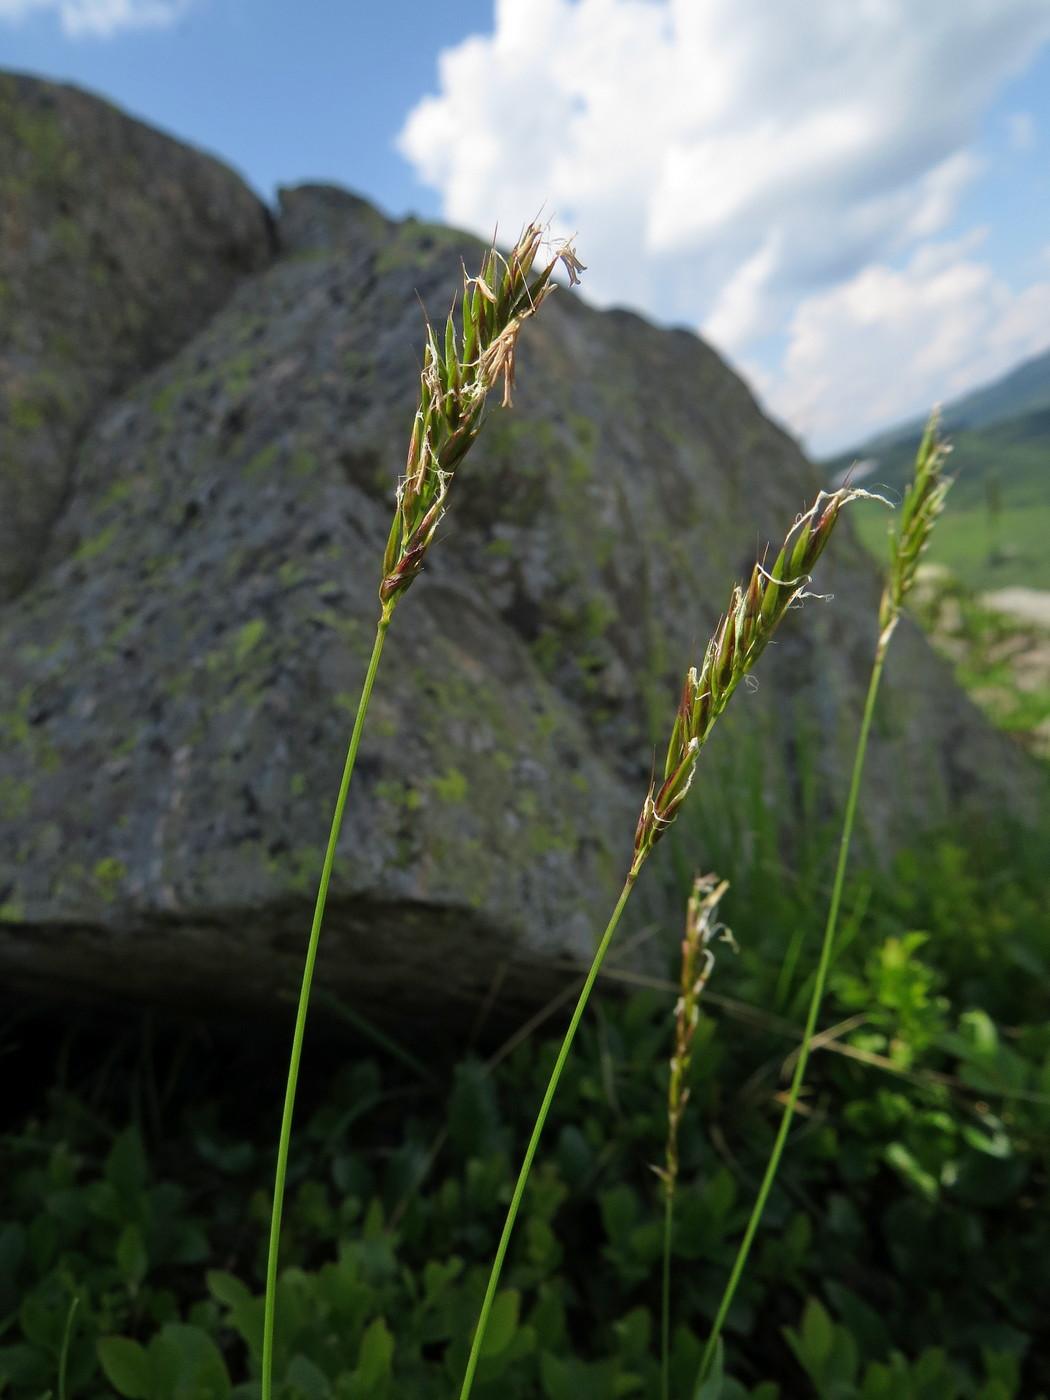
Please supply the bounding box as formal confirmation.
[262,220,582,1400]
[459,482,873,1399]
[380,224,582,610]
[658,874,731,1400]
[633,486,881,869]
[697,411,953,1384]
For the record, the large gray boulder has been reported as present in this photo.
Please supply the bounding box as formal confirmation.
[0,71,273,602]
[0,84,1039,1031]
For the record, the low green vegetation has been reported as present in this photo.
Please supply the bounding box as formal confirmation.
[907,566,1050,759]
[6,213,1047,1400]
[2,806,1049,1397]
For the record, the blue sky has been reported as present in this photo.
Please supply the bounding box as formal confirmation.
[2,0,1050,455]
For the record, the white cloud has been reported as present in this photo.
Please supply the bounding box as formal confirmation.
[400,0,1050,447]
[702,151,985,350]
[0,0,187,36]
[750,238,1050,453]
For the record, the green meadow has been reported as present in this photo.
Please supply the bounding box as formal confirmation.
[848,497,1050,593]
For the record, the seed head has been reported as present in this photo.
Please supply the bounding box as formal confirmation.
[878,411,952,645]
[633,485,876,867]
[380,223,584,611]
[657,873,731,1196]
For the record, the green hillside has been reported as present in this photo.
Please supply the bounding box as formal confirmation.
[944,344,1050,429]
[823,350,1050,590]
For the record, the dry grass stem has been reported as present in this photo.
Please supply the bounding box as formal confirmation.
[657,874,731,1196]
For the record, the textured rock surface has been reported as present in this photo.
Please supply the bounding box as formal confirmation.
[0,87,1040,1030]
[0,71,273,601]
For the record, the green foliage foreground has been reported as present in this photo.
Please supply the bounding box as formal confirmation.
[2,814,1049,1399]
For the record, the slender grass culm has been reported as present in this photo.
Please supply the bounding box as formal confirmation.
[57,1296,79,1400]
[260,223,582,1400]
[657,875,731,1400]
[459,482,878,1400]
[697,412,952,1387]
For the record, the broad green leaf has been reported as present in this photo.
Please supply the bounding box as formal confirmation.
[285,1353,330,1400]
[694,1337,724,1400]
[975,1385,1013,1400]
[826,1323,859,1389]
[146,1322,231,1400]
[206,1271,253,1311]
[354,1317,393,1390]
[480,1289,520,1358]
[97,1337,150,1400]
[612,1307,650,1364]
[19,1293,63,1352]
[105,1129,148,1200]
[980,1349,1020,1397]
[800,1299,835,1368]
[116,1224,149,1289]
[909,1346,960,1400]
[859,1358,905,1400]
[207,1272,264,1361]
[540,1351,574,1400]
[599,1185,639,1243]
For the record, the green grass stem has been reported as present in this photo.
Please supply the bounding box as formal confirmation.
[458,871,638,1400]
[699,416,949,1385]
[697,639,886,1383]
[661,1190,673,1400]
[261,611,391,1400]
[259,225,578,1400]
[57,1295,78,1400]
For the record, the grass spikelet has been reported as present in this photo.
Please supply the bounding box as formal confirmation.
[661,874,731,1197]
[698,412,952,1384]
[879,408,953,647]
[263,221,581,1400]
[658,875,731,1400]
[461,484,865,1400]
[634,485,878,867]
[380,223,584,607]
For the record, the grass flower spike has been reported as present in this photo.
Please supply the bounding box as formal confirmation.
[262,221,581,1400]
[662,874,731,1196]
[380,225,583,609]
[878,410,953,649]
[659,875,731,1400]
[635,486,877,868]
[461,484,869,1399]
[699,413,952,1383]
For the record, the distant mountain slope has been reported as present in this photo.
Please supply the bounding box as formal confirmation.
[822,344,1050,500]
[821,346,1050,593]
[945,345,1050,432]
